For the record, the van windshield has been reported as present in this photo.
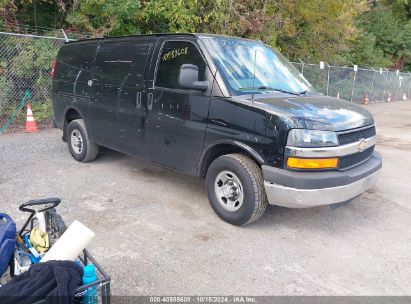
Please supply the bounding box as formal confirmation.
[200,36,314,96]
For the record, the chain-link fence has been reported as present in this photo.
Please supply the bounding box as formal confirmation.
[0,32,65,134]
[1,31,410,134]
[293,62,411,103]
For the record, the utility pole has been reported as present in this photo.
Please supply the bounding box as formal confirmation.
[369,68,376,102]
[33,0,38,34]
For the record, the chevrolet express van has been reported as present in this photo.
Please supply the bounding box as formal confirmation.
[52,34,382,225]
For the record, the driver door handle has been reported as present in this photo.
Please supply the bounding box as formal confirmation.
[136,92,142,109]
[147,93,153,112]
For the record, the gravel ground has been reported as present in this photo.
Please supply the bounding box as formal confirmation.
[1,101,411,296]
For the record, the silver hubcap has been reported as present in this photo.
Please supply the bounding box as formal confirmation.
[214,170,244,212]
[70,129,83,154]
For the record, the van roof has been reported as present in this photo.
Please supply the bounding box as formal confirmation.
[64,33,254,45]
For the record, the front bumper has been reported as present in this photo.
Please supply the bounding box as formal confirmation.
[262,151,382,208]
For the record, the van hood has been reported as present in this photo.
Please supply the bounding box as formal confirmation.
[253,95,374,132]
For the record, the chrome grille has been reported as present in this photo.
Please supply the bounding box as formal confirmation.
[338,125,376,145]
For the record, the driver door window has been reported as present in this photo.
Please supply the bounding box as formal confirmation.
[155,41,206,89]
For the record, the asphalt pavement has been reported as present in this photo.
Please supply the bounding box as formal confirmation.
[1,101,410,296]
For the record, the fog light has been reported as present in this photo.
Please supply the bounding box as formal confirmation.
[287,157,338,169]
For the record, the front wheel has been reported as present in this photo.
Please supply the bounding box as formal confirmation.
[206,153,268,225]
[67,119,99,162]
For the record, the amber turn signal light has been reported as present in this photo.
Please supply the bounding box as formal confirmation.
[287,157,338,169]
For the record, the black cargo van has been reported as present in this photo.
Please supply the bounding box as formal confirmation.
[52,33,382,225]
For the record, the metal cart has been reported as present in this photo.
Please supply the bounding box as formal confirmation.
[9,198,111,304]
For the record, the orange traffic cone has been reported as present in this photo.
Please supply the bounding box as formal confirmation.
[25,103,38,132]
[362,92,369,105]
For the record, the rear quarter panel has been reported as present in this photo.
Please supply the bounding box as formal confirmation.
[52,41,100,133]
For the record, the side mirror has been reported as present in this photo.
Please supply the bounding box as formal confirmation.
[178,64,209,91]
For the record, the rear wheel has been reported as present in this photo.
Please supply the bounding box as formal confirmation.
[67,119,99,162]
[206,153,268,225]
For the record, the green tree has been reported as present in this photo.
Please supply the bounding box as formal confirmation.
[0,0,410,70]
[355,4,411,69]
[66,0,143,36]
[275,0,367,62]
[0,0,72,31]
[337,31,392,67]
[139,0,226,34]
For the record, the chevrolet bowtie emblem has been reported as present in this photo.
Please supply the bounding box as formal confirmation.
[358,138,368,152]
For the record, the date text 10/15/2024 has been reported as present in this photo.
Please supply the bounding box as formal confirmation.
[149,296,257,303]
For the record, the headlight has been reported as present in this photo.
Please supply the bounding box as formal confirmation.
[287,129,338,147]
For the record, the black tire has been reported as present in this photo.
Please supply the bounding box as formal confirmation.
[66,119,99,162]
[206,153,268,225]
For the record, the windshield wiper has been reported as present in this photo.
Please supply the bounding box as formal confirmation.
[298,90,319,96]
[238,86,301,96]
[260,86,302,96]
